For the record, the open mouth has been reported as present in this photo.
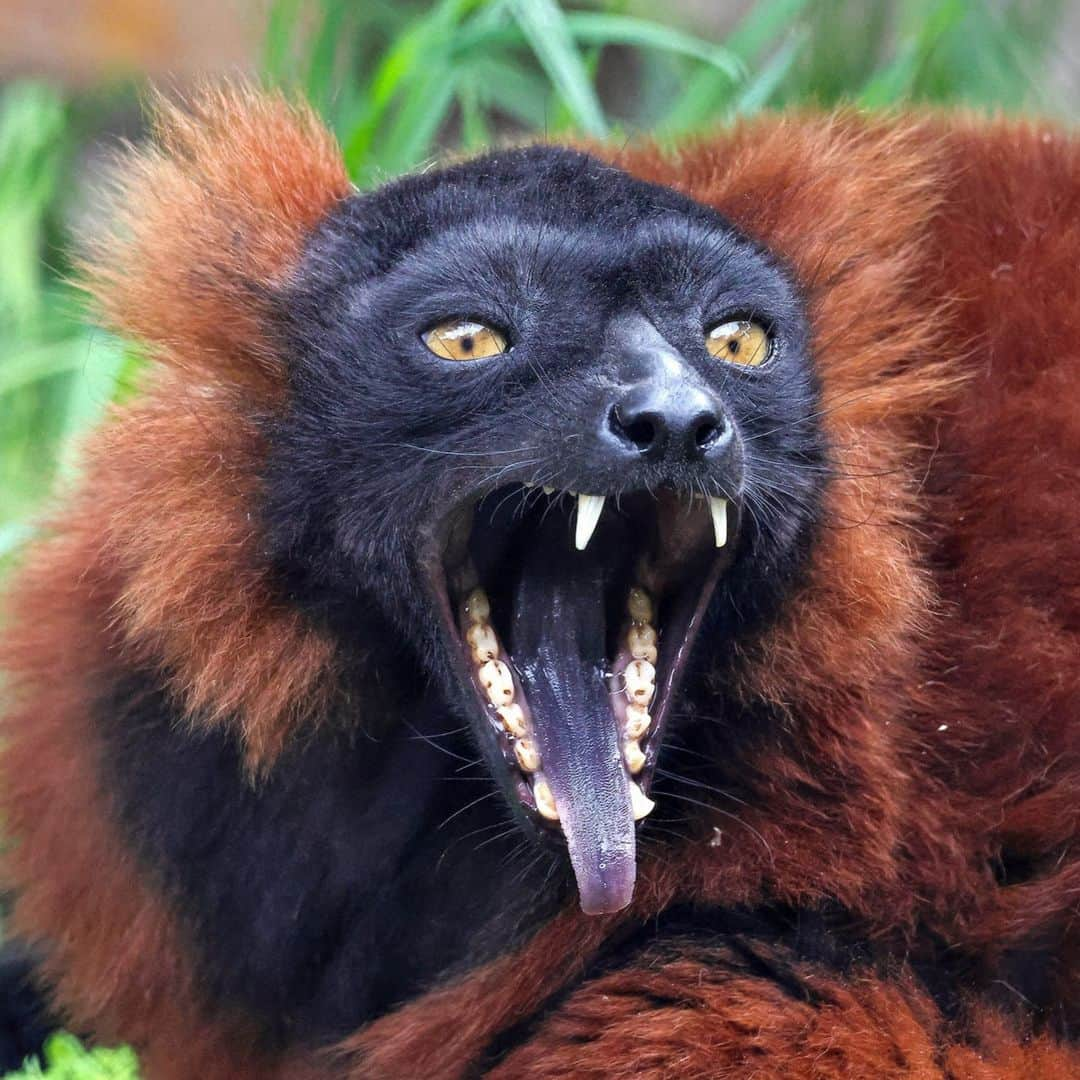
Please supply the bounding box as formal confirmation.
[427,484,738,914]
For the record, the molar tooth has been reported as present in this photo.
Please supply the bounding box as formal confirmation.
[709,497,728,548]
[624,659,656,705]
[514,737,541,773]
[479,659,514,706]
[623,739,646,774]
[533,776,560,821]
[630,781,655,820]
[465,588,490,624]
[466,622,499,661]
[625,705,651,740]
[627,623,658,664]
[497,703,527,738]
[574,493,606,551]
[627,586,653,624]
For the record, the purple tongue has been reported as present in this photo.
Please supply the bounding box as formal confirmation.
[511,518,635,915]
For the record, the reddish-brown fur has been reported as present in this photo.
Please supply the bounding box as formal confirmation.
[2,90,1078,1076]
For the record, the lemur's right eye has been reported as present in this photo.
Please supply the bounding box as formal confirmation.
[423,319,508,361]
[705,319,771,367]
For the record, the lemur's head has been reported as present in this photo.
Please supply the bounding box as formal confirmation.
[266,146,827,914]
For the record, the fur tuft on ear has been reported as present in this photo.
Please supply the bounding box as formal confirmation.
[5,87,353,770]
[82,84,351,396]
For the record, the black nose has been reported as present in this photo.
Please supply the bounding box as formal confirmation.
[607,382,729,462]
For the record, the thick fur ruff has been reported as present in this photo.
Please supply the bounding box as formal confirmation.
[2,89,1079,1077]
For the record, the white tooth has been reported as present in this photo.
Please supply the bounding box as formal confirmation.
[625,705,651,740]
[627,587,653,624]
[574,494,606,551]
[497,703,527,738]
[542,485,555,495]
[627,624,658,664]
[514,737,541,773]
[709,497,728,548]
[630,781,655,820]
[479,659,514,706]
[465,588,490,624]
[623,739,646,774]
[624,659,656,705]
[466,623,499,662]
[533,776,560,821]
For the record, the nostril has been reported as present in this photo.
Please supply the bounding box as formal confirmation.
[692,413,725,452]
[624,417,657,451]
[695,419,719,449]
[609,405,660,453]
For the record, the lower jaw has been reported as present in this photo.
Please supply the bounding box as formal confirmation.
[433,486,734,913]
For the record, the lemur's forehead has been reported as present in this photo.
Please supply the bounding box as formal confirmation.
[301,145,750,293]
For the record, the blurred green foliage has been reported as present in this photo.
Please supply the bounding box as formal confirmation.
[0,0,1069,1071]
[3,1034,139,1079]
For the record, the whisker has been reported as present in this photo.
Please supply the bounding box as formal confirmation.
[436,789,499,831]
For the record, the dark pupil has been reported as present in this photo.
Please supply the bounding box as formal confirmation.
[460,334,475,354]
[728,338,740,354]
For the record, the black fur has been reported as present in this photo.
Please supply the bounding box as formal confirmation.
[95,668,567,1048]
[262,146,826,664]
[0,940,53,1071]
[85,148,830,1050]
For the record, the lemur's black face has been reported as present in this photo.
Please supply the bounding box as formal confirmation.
[267,147,826,914]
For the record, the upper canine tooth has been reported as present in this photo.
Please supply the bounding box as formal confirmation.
[574,494,606,551]
[465,589,490,624]
[630,781,655,820]
[709,497,728,548]
[466,623,499,661]
[479,659,514,706]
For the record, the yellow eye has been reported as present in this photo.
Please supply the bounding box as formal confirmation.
[705,320,771,366]
[422,319,508,361]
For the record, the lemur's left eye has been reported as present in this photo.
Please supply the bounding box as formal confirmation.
[705,319,771,366]
[423,319,508,361]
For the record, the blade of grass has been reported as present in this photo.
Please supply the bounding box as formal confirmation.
[341,0,479,176]
[656,0,811,132]
[565,13,743,82]
[732,29,808,116]
[508,0,608,137]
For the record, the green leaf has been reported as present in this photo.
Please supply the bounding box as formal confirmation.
[564,13,743,81]
[341,0,479,176]
[2,1032,140,1079]
[733,30,808,117]
[508,0,608,137]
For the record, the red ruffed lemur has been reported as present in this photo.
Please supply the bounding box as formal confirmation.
[0,88,1078,1078]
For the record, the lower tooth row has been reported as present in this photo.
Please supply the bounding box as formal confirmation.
[466,589,558,821]
[467,587,655,823]
[621,587,657,776]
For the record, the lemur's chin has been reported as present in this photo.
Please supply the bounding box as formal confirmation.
[427,484,739,915]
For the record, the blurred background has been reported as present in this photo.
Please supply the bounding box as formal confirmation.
[0,0,1075,1073]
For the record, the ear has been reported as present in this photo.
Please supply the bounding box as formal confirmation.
[82,84,351,397]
